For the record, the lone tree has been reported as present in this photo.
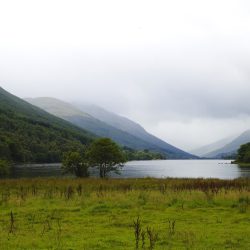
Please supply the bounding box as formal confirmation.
[62,152,89,177]
[87,138,126,178]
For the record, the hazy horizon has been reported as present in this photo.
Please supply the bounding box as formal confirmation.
[1,0,250,151]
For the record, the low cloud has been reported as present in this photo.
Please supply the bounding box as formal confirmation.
[1,0,250,150]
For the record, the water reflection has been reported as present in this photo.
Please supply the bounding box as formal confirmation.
[10,160,250,179]
[117,160,248,179]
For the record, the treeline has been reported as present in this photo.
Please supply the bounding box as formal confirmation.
[123,147,166,161]
[0,119,87,163]
[236,142,250,164]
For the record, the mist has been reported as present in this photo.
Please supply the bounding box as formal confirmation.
[1,0,250,150]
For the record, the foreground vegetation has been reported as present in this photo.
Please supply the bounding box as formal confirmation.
[0,178,250,249]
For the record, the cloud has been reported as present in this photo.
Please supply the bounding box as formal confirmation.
[1,0,250,150]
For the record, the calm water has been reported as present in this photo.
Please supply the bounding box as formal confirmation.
[11,160,250,179]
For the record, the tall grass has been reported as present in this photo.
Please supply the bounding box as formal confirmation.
[0,178,249,249]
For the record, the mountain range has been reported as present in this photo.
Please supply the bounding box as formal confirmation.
[26,97,196,159]
[2,86,249,162]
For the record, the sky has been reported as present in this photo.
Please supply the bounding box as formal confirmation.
[1,0,250,151]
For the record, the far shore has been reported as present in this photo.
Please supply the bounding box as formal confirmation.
[231,160,250,167]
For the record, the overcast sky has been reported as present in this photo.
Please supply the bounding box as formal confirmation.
[1,0,250,151]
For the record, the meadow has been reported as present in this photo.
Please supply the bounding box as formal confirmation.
[0,178,250,250]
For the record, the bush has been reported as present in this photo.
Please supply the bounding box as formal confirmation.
[0,160,11,177]
[62,152,89,177]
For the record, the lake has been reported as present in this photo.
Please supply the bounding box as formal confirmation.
[11,160,250,179]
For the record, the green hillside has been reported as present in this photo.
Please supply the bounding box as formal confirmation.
[0,87,94,163]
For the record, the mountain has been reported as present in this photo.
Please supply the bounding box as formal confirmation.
[74,103,197,159]
[204,130,250,158]
[0,87,94,163]
[28,99,195,159]
[25,98,166,151]
[190,135,236,157]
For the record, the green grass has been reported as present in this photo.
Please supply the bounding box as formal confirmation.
[0,178,250,249]
[238,163,250,167]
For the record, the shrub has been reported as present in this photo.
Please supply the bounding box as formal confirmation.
[0,159,11,177]
[62,152,89,177]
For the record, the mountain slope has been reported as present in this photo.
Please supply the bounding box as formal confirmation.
[74,103,197,159]
[26,98,165,151]
[190,135,236,157]
[26,98,196,158]
[0,87,94,163]
[205,130,250,158]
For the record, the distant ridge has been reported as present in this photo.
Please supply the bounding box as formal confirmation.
[204,130,250,158]
[190,135,236,157]
[26,98,197,159]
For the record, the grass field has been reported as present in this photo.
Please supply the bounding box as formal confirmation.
[0,178,250,250]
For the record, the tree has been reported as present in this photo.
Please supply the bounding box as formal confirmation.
[62,152,89,177]
[87,138,126,178]
[237,143,250,163]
